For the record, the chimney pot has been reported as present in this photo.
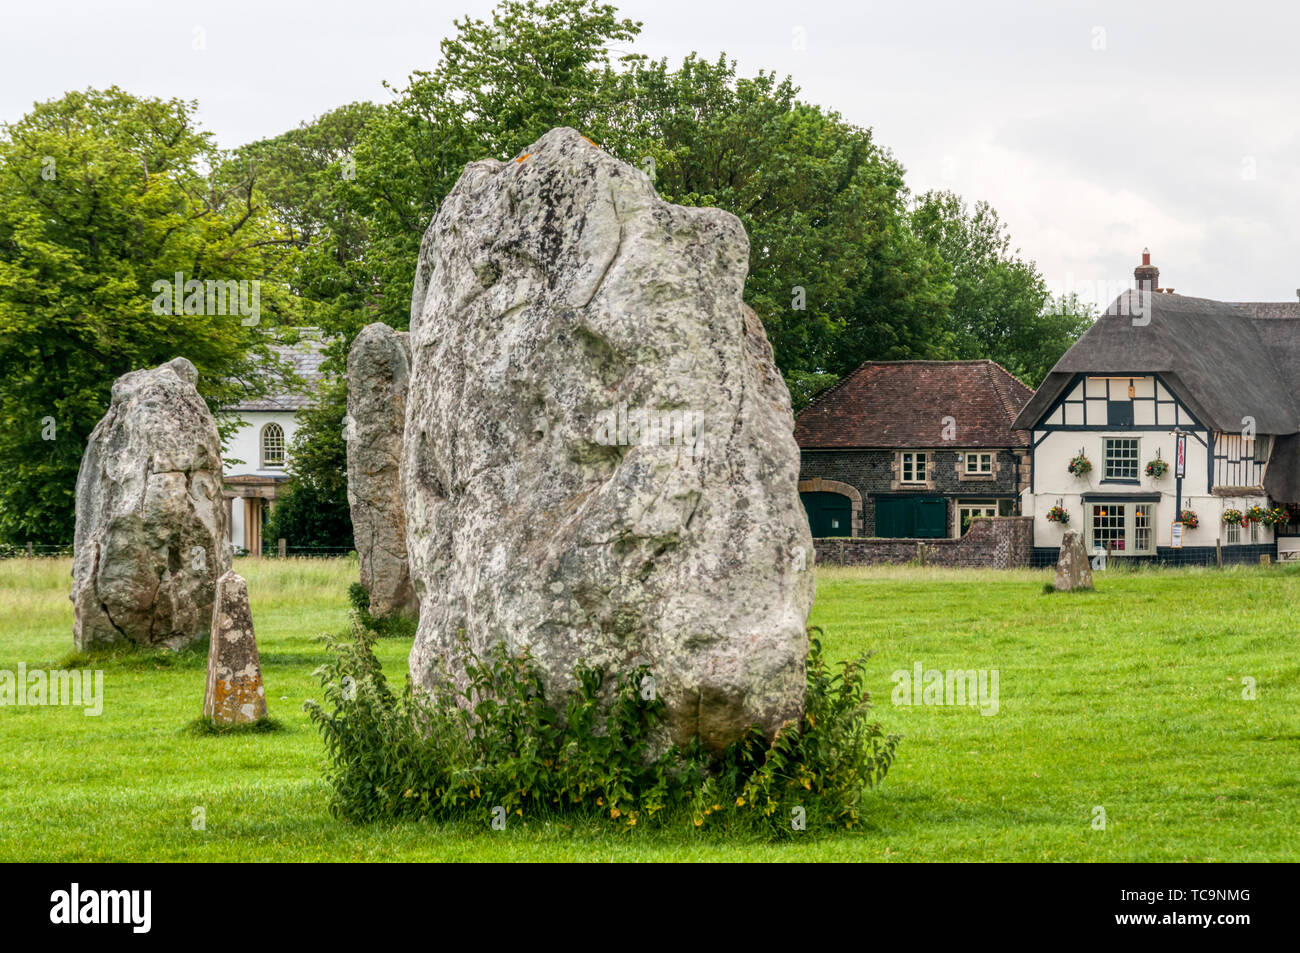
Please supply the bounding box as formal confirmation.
[1134,250,1159,294]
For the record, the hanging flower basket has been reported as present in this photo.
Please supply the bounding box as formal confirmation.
[1067,450,1092,476]
[1245,505,1267,524]
[1145,453,1168,479]
[1046,505,1070,524]
[1222,508,1244,525]
[1179,509,1199,529]
[1261,507,1288,527]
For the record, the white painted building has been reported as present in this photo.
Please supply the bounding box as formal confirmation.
[221,336,325,553]
[1014,253,1300,562]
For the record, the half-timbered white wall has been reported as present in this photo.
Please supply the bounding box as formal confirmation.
[1023,375,1272,551]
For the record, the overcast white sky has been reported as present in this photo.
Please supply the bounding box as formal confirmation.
[3,0,1298,305]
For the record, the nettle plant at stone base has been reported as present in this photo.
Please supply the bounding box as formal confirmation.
[306,621,899,836]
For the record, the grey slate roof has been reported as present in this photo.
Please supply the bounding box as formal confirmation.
[227,337,327,412]
[1013,290,1300,501]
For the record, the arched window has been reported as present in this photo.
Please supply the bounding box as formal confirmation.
[260,422,286,469]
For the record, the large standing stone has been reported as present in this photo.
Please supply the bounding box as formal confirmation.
[1053,530,1095,591]
[72,357,231,650]
[346,322,416,617]
[403,127,814,754]
[203,571,268,723]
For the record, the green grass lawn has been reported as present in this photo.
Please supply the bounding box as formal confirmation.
[1,556,1297,861]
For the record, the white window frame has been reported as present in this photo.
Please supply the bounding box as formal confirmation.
[1227,523,1241,545]
[1103,437,1140,481]
[260,422,286,470]
[957,501,998,536]
[1088,501,1155,555]
[900,451,928,484]
[964,451,994,475]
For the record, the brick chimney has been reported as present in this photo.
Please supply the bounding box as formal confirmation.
[1134,248,1159,293]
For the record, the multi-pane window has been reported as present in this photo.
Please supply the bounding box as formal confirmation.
[1104,438,1139,480]
[1091,504,1126,551]
[900,452,928,484]
[958,502,997,535]
[1227,523,1241,545]
[1089,502,1155,554]
[965,452,993,475]
[1134,504,1153,552]
[261,423,286,469]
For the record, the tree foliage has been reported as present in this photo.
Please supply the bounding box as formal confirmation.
[0,3,1095,542]
[0,87,295,543]
[911,191,1093,386]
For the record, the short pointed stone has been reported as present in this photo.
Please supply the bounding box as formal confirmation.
[203,571,268,724]
[1054,530,1095,591]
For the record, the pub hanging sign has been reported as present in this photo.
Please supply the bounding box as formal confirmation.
[1175,431,1187,479]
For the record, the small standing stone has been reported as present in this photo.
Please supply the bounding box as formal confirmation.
[203,571,268,724]
[1053,530,1095,591]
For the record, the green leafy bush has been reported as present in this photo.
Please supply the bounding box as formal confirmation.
[306,622,898,835]
[264,480,355,553]
[347,582,418,639]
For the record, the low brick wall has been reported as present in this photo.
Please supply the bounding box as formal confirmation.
[814,516,1034,569]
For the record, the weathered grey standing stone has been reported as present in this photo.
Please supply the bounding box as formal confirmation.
[346,322,416,617]
[1053,530,1095,591]
[403,127,814,754]
[203,570,268,723]
[72,357,231,650]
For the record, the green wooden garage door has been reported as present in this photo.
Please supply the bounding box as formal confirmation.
[800,492,853,537]
[874,496,947,538]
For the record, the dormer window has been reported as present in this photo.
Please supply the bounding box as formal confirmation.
[261,422,286,469]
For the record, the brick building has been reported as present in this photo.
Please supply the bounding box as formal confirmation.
[794,360,1033,538]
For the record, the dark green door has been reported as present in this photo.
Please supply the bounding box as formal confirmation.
[914,498,947,538]
[874,496,947,538]
[800,492,853,537]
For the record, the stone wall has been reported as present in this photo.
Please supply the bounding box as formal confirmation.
[814,516,1034,569]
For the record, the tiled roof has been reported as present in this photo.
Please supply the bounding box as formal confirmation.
[795,360,1034,449]
[227,335,328,411]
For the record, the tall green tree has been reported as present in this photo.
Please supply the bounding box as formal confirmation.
[0,87,294,544]
[910,191,1093,386]
[596,55,952,396]
[270,0,643,505]
[230,104,382,546]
